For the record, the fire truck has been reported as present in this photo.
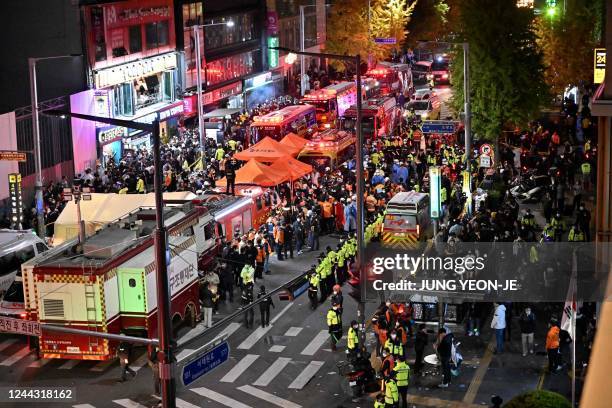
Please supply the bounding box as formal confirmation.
[341,96,399,139]
[249,104,317,143]
[366,62,412,95]
[23,203,215,360]
[298,129,356,170]
[301,82,358,129]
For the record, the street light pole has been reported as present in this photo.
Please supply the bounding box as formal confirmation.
[193,26,205,164]
[462,42,472,215]
[299,6,306,96]
[28,58,45,238]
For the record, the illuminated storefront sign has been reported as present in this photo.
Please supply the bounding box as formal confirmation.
[8,173,23,226]
[594,48,606,84]
[203,81,243,105]
[268,36,279,69]
[94,53,177,88]
[98,126,126,144]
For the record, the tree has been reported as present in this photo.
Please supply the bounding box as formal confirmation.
[504,390,571,408]
[405,0,459,47]
[370,0,418,54]
[449,0,548,142]
[536,0,599,95]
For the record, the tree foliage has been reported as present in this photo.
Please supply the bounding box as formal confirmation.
[405,0,460,47]
[536,0,599,95]
[370,0,417,52]
[449,0,548,142]
[504,390,571,408]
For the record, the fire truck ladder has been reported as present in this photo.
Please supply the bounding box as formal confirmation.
[83,266,99,349]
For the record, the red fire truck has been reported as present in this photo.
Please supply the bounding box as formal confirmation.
[301,82,358,129]
[366,62,412,95]
[23,203,214,360]
[341,96,399,139]
[298,129,356,170]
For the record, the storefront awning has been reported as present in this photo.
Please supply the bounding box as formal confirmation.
[202,109,242,119]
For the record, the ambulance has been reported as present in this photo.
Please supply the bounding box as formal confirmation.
[298,129,356,170]
[301,82,358,129]
[382,192,431,248]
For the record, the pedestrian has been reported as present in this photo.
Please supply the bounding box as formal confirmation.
[147,346,160,396]
[257,285,275,327]
[254,238,266,279]
[393,355,410,408]
[307,269,319,310]
[283,221,294,259]
[117,341,136,382]
[273,221,285,261]
[293,217,304,254]
[331,285,343,315]
[374,392,386,408]
[384,330,404,360]
[491,395,503,408]
[519,306,536,356]
[491,303,506,353]
[326,303,342,351]
[436,328,452,388]
[546,318,561,373]
[413,324,428,375]
[241,283,254,329]
[380,348,395,379]
[384,372,399,408]
[347,320,359,360]
[225,156,237,195]
[200,282,215,328]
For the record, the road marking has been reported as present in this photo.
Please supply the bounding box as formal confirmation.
[269,345,285,353]
[113,399,148,408]
[191,387,253,408]
[284,327,303,337]
[0,339,18,352]
[462,336,495,404]
[215,322,241,341]
[288,360,324,389]
[253,357,292,386]
[0,346,33,366]
[131,353,149,372]
[73,404,96,408]
[237,385,301,408]
[28,358,52,368]
[220,354,259,383]
[176,348,195,361]
[537,360,548,389]
[270,302,294,324]
[300,330,328,355]
[176,398,201,408]
[237,326,273,350]
[90,359,115,372]
[59,359,80,370]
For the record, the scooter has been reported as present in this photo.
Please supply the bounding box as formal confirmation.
[337,352,377,397]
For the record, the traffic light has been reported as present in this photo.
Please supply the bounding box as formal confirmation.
[546,0,557,16]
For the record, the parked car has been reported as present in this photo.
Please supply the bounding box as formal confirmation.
[406,98,441,120]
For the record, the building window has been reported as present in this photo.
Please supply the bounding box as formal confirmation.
[206,51,254,86]
[112,82,135,117]
[183,2,203,26]
[145,21,169,49]
[129,26,142,54]
[204,12,255,51]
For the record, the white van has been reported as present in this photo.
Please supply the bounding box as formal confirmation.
[0,230,48,317]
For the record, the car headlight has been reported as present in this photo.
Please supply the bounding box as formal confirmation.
[422,112,428,118]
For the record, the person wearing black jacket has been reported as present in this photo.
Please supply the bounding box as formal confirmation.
[519,307,536,356]
[437,328,453,387]
[414,324,428,374]
[257,285,275,327]
[200,283,215,328]
[225,157,237,195]
[283,222,294,259]
[241,283,254,329]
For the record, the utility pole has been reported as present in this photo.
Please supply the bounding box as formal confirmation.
[28,58,45,239]
[299,6,306,96]
[463,42,472,215]
[355,54,366,346]
[193,26,205,165]
[152,119,176,408]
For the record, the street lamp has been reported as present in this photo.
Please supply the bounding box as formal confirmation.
[28,54,81,238]
[270,45,368,346]
[191,19,235,165]
[299,5,317,96]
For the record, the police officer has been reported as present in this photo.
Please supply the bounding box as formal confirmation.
[327,303,342,351]
[241,283,254,329]
[257,285,275,327]
[118,340,136,382]
[347,320,359,360]
[384,371,399,408]
[225,156,237,195]
[308,268,319,310]
[384,329,405,359]
[374,393,386,408]
[550,212,566,242]
[393,355,410,408]
[568,223,585,242]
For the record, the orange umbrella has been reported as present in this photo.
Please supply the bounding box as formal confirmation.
[234,137,299,162]
[269,156,313,180]
[280,133,309,152]
[216,159,287,187]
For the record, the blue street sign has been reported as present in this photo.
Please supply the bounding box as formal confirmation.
[181,341,230,386]
[374,37,397,44]
[421,120,457,134]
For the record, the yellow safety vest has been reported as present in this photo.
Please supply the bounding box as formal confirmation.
[309,274,319,286]
[393,361,410,387]
[347,327,358,350]
[385,379,399,404]
[327,309,340,327]
[374,400,386,408]
[581,162,591,175]
[384,339,404,357]
[136,179,145,193]
[568,228,584,242]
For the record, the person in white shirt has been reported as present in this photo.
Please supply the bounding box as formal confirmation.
[491,303,506,353]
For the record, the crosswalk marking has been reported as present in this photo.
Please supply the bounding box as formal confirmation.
[252,357,291,386]
[288,360,324,390]
[236,326,272,350]
[28,358,52,368]
[237,385,302,408]
[176,398,201,408]
[175,348,195,361]
[284,327,302,337]
[0,339,17,352]
[0,346,32,366]
[90,359,115,372]
[59,359,80,370]
[113,399,147,408]
[220,354,259,383]
[270,302,294,324]
[214,322,241,341]
[268,345,285,353]
[131,353,149,372]
[191,387,253,408]
[73,404,96,408]
[300,330,328,355]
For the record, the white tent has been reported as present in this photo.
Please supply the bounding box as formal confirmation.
[52,192,196,245]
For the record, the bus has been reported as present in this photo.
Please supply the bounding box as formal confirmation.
[301,82,358,129]
[298,129,356,170]
[341,96,398,139]
[382,191,431,248]
[249,104,317,143]
[366,62,412,95]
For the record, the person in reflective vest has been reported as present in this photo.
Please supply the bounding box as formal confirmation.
[581,161,591,175]
[521,209,536,229]
[393,355,410,408]
[380,349,395,380]
[384,373,399,407]
[336,243,347,284]
[374,393,386,408]
[240,264,255,286]
[568,224,585,242]
[327,303,342,351]
[541,224,555,242]
[308,269,319,310]
[347,320,359,359]
[136,176,146,193]
[384,330,404,359]
[550,213,565,242]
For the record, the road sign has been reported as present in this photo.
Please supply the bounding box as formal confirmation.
[181,341,230,386]
[0,316,41,336]
[479,143,493,156]
[480,155,492,168]
[594,48,606,84]
[429,167,441,219]
[0,151,27,162]
[421,120,457,134]
[374,37,397,44]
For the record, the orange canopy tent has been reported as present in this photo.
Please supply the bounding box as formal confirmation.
[233,136,300,162]
[216,159,286,187]
[280,133,309,152]
[269,156,313,180]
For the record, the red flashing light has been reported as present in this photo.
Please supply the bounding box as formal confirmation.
[442,73,449,79]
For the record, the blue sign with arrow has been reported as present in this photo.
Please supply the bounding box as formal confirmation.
[181,341,230,386]
[374,37,397,44]
[421,120,457,134]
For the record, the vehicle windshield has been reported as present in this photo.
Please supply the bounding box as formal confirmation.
[408,101,429,111]
[3,280,24,303]
[251,125,281,142]
[412,63,430,72]
[383,214,417,229]
[310,100,330,114]
[0,246,35,277]
[432,61,449,71]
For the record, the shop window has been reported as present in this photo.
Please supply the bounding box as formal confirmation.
[206,51,254,86]
[113,82,135,117]
[145,21,169,50]
[129,26,142,54]
[161,71,174,102]
[204,12,255,51]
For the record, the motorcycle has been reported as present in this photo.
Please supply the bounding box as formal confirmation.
[337,353,377,397]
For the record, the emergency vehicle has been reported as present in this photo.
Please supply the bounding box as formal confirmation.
[301,82,358,129]
[298,129,356,170]
[342,96,398,139]
[249,104,317,143]
[382,192,431,248]
[366,62,412,95]
[24,203,214,360]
